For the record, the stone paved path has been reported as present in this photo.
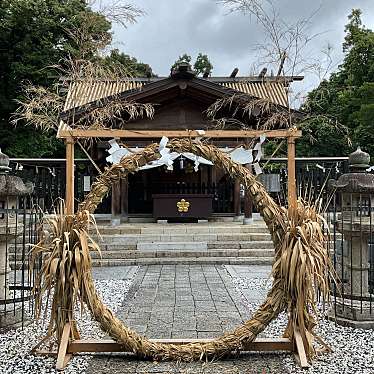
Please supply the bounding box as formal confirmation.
[87,265,288,373]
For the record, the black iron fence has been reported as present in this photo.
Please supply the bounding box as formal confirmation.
[262,157,349,207]
[10,158,101,213]
[0,196,43,331]
[2,156,373,330]
[10,157,350,215]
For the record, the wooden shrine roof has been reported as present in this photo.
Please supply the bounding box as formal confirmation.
[63,75,302,111]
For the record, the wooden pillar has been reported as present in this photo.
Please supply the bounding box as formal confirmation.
[111,180,121,226]
[287,136,297,209]
[233,179,241,220]
[120,177,129,223]
[65,138,75,215]
[243,164,253,224]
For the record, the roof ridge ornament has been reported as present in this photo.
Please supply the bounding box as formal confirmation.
[170,62,195,79]
[349,146,370,172]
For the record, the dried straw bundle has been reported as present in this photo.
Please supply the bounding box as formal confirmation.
[31,201,100,341]
[32,139,333,362]
[280,201,335,357]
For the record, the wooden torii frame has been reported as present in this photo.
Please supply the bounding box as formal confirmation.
[40,127,308,370]
[58,128,302,215]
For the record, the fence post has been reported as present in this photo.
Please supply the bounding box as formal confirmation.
[287,136,297,209]
[65,138,75,215]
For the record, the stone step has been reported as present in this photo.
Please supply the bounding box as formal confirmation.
[137,242,207,251]
[9,248,274,263]
[90,256,274,267]
[98,233,272,244]
[91,248,274,259]
[207,240,274,249]
[94,225,269,236]
[6,240,275,256]
[99,240,274,251]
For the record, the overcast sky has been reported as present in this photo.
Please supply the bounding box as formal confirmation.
[107,0,374,102]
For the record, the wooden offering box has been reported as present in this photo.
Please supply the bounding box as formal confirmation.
[152,194,213,220]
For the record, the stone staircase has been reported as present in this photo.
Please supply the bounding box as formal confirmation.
[7,220,341,268]
[89,221,275,266]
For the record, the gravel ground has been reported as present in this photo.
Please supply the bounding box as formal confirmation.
[231,275,374,374]
[0,273,137,374]
[2,266,374,374]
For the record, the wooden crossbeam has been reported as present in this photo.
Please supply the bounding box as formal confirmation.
[57,128,302,139]
[34,337,294,356]
[33,335,311,370]
[66,337,293,353]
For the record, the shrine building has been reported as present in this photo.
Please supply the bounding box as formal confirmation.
[58,63,303,224]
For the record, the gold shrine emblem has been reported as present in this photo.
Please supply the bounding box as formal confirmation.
[177,199,190,212]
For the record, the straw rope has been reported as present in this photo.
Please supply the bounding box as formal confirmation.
[32,138,333,362]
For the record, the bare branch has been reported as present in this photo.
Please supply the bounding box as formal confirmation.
[88,0,145,28]
[205,94,295,131]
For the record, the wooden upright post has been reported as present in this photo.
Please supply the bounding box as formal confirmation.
[243,164,253,225]
[120,177,129,223]
[111,180,121,226]
[287,136,297,209]
[65,138,75,215]
[233,179,241,220]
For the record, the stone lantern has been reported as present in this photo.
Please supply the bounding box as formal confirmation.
[329,147,374,328]
[0,149,33,328]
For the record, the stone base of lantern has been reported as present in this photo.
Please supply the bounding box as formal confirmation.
[329,298,374,329]
[0,304,28,330]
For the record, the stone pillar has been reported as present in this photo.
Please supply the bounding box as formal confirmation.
[343,231,370,297]
[329,147,374,329]
[0,149,33,328]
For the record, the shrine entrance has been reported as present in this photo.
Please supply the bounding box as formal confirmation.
[128,161,234,218]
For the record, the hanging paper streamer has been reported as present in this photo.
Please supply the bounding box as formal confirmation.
[106,139,131,164]
[253,162,263,176]
[138,137,179,171]
[253,134,267,162]
[316,164,326,173]
[106,133,266,173]
[183,152,213,171]
[107,137,213,172]
[229,147,253,165]
[15,163,23,171]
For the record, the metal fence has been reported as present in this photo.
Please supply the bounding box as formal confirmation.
[2,156,373,330]
[0,196,43,331]
[10,157,350,215]
[262,157,349,207]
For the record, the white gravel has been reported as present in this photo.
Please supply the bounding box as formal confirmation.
[232,276,374,374]
[2,267,374,374]
[0,272,137,374]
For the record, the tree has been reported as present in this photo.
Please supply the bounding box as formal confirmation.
[0,0,111,157]
[103,49,155,77]
[0,0,147,157]
[299,9,374,157]
[171,53,213,76]
[194,53,213,76]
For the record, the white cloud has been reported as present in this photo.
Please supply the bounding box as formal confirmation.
[105,0,374,103]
